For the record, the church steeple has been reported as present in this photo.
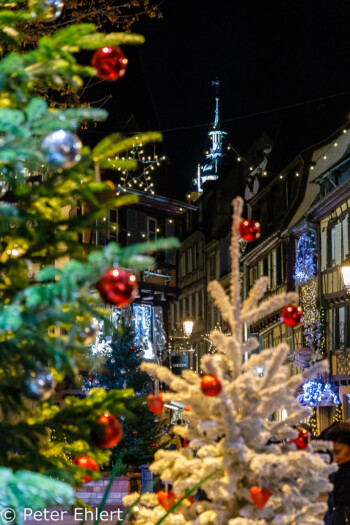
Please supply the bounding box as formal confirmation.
[193,79,228,194]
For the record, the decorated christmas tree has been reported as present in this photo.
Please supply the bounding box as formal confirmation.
[86,317,162,472]
[0,0,177,513]
[124,197,335,525]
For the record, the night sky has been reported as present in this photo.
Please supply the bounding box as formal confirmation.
[85,0,350,200]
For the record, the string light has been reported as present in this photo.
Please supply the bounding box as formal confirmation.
[333,404,343,423]
[116,143,165,196]
[297,381,340,407]
[308,407,318,436]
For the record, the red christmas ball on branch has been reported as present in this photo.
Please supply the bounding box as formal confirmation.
[72,455,99,483]
[91,47,128,81]
[250,486,271,509]
[281,305,303,327]
[147,394,164,415]
[239,219,261,242]
[292,428,309,450]
[97,268,137,307]
[91,414,123,449]
[200,374,222,396]
[157,490,176,511]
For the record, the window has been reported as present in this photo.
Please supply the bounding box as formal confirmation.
[170,303,174,327]
[126,209,147,245]
[198,290,203,318]
[343,215,349,260]
[209,252,216,279]
[272,249,277,288]
[331,226,336,265]
[198,241,204,268]
[187,248,193,273]
[107,209,118,241]
[180,252,186,277]
[193,244,197,270]
[259,260,264,277]
[330,306,350,350]
[147,217,157,241]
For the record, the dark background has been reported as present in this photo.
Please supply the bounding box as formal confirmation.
[83,0,350,199]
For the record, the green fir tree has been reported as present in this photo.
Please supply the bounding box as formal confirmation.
[88,320,162,473]
[0,0,177,512]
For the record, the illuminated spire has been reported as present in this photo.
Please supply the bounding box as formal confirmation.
[191,79,228,195]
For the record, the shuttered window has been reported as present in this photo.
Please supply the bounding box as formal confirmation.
[335,223,342,266]
[321,230,327,270]
[343,216,349,259]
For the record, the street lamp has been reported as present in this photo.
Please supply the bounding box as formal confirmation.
[183,317,194,337]
[341,257,350,294]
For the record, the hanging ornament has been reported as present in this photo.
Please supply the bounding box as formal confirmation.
[28,0,64,21]
[41,130,82,170]
[128,505,140,524]
[239,219,261,242]
[91,414,123,449]
[250,486,271,509]
[147,394,164,415]
[72,456,99,483]
[91,47,128,81]
[200,374,222,396]
[22,363,55,401]
[281,305,303,327]
[76,319,99,346]
[157,490,176,511]
[291,428,309,450]
[97,268,138,307]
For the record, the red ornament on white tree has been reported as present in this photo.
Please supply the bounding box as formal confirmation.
[91,414,123,449]
[250,486,271,509]
[157,490,176,511]
[291,428,309,450]
[97,268,137,307]
[281,305,303,327]
[146,394,164,415]
[200,374,222,396]
[239,219,261,242]
[72,455,99,483]
[91,47,128,81]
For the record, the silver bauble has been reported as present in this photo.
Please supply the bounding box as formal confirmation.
[22,363,55,401]
[42,130,82,169]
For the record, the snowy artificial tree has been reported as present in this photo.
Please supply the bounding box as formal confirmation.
[124,196,336,525]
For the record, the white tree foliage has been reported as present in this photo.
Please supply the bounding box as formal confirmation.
[124,197,336,525]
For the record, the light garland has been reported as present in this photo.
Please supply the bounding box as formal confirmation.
[115,143,166,196]
[202,324,231,354]
[308,407,318,436]
[293,230,325,364]
[332,403,343,423]
[294,231,317,284]
[297,380,340,407]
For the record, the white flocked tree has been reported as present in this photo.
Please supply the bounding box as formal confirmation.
[124,196,336,525]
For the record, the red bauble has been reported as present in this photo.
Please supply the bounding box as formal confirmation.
[147,394,164,415]
[91,47,128,81]
[72,455,99,483]
[293,428,309,450]
[239,219,261,242]
[97,268,137,307]
[281,305,303,327]
[250,486,271,509]
[200,374,222,396]
[91,414,123,449]
[157,490,176,511]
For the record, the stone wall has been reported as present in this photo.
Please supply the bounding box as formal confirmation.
[76,477,130,506]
